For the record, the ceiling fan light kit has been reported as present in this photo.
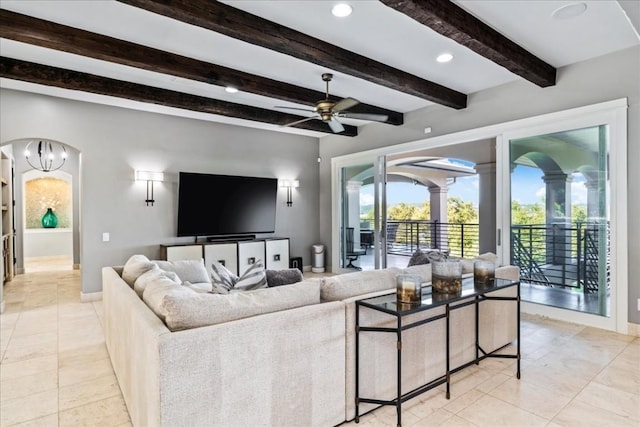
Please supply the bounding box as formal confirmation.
[276,73,388,134]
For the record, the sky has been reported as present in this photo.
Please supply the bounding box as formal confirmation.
[360,165,589,207]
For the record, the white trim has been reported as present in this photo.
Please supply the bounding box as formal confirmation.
[500,101,628,334]
[80,291,102,302]
[331,98,629,333]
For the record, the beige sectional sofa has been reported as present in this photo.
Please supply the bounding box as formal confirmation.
[103,254,519,427]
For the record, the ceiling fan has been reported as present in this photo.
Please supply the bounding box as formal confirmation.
[275,73,389,133]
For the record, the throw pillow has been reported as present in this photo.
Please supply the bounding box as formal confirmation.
[122,254,157,287]
[210,260,237,293]
[154,259,211,284]
[134,268,181,298]
[407,249,430,267]
[233,260,268,292]
[266,268,303,287]
[210,260,267,293]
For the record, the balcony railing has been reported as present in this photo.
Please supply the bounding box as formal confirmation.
[361,219,609,295]
[362,220,479,259]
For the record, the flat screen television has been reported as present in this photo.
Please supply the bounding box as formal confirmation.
[177,172,277,237]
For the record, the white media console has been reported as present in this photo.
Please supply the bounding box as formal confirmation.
[160,237,290,276]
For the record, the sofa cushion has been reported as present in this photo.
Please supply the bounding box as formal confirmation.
[266,268,303,287]
[122,254,157,287]
[403,264,432,284]
[154,259,211,284]
[320,267,402,302]
[144,279,321,331]
[133,268,181,298]
[142,273,193,322]
[182,281,214,293]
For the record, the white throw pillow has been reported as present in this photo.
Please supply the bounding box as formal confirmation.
[154,259,211,284]
[122,254,157,287]
[233,260,267,291]
[134,268,181,298]
[210,260,267,292]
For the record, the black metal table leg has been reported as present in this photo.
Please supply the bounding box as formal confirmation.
[355,302,360,422]
[445,304,450,399]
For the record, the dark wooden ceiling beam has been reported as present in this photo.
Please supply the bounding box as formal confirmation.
[116,0,468,109]
[380,0,556,87]
[0,9,401,126]
[0,57,357,136]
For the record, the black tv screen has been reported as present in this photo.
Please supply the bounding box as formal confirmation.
[177,172,277,237]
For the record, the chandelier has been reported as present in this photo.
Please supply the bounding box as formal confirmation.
[24,140,67,172]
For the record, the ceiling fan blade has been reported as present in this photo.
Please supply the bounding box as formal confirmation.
[282,115,318,127]
[328,117,345,133]
[332,97,360,112]
[274,106,316,113]
[340,112,389,122]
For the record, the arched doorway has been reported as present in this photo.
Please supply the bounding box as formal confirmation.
[0,139,81,276]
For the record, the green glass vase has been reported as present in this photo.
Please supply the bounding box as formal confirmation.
[41,208,58,228]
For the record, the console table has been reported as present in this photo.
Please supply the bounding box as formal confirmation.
[355,277,520,427]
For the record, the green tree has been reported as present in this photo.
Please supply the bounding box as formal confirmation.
[447,197,478,224]
[388,203,417,220]
[511,200,545,225]
[572,204,587,223]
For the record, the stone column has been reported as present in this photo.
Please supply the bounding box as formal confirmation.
[541,172,573,264]
[475,163,496,254]
[429,186,448,250]
[584,179,599,220]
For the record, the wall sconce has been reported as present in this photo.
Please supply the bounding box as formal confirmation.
[135,170,164,206]
[280,179,299,207]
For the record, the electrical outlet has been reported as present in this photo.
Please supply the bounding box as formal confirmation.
[637,298,640,311]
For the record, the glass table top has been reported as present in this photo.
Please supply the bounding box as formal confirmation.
[357,277,519,316]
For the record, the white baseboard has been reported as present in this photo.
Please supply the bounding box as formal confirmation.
[0,300,4,314]
[303,265,312,272]
[80,291,102,302]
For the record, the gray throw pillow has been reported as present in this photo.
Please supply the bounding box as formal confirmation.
[266,268,303,287]
[407,249,430,267]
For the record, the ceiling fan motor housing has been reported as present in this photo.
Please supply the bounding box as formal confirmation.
[315,100,335,121]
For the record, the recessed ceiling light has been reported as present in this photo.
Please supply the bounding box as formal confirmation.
[225,86,239,94]
[331,3,352,18]
[552,2,587,20]
[436,53,453,63]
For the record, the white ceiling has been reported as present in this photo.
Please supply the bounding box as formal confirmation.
[1,0,638,138]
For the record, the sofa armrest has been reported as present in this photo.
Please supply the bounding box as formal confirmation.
[103,266,170,427]
[496,265,520,281]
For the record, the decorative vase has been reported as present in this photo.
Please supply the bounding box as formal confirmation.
[396,274,422,304]
[41,208,58,228]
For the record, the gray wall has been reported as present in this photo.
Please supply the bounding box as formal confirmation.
[319,46,640,324]
[0,91,320,294]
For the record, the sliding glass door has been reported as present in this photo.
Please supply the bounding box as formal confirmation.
[498,100,627,331]
[334,155,387,271]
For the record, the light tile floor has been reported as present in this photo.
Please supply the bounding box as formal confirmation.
[1,270,638,426]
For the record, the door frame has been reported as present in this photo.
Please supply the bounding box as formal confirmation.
[331,152,387,273]
[331,98,628,333]
[498,100,628,333]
